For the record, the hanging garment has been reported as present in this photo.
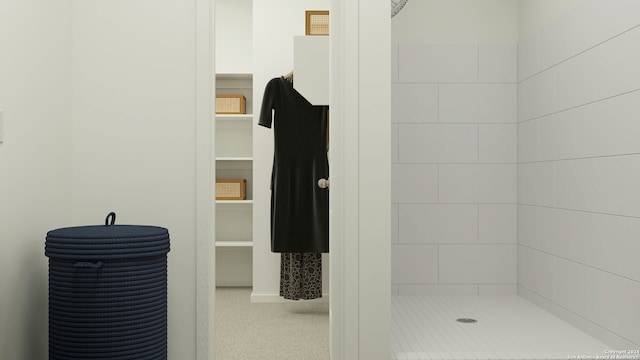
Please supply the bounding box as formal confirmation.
[258,76,329,253]
[280,253,322,300]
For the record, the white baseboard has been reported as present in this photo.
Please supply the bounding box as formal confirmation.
[250,292,330,303]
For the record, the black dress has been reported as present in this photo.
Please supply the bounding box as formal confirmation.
[258,76,329,254]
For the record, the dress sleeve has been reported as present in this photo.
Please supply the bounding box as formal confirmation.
[258,78,278,128]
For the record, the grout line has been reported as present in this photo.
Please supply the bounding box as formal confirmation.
[517,203,640,220]
[518,150,640,164]
[394,121,517,125]
[394,243,517,246]
[394,282,518,286]
[397,81,516,85]
[398,161,518,165]
[398,202,517,205]
[519,244,640,285]
[518,88,640,125]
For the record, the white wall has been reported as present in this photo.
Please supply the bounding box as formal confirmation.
[252,0,330,301]
[0,0,72,358]
[518,0,640,349]
[216,0,252,74]
[70,1,200,358]
[391,1,519,296]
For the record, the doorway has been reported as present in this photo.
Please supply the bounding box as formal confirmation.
[196,0,392,359]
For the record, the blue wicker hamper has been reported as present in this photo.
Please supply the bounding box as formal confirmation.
[45,213,170,360]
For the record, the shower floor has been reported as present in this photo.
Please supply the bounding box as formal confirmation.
[391,295,614,360]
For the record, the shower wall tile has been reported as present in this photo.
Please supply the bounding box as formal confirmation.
[392,42,517,291]
[538,111,573,161]
[439,164,517,203]
[391,124,398,163]
[439,244,517,284]
[517,119,538,163]
[573,91,640,159]
[537,13,573,75]
[553,257,640,346]
[518,0,640,80]
[517,246,556,300]
[391,244,438,284]
[398,43,478,83]
[592,26,640,101]
[517,33,538,81]
[439,84,517,124]
[478,204,517,244]
[517,162,555,207]
[521,205,640,283]
[519,5,640,348]
[571,0,640,61]
[517,205,538,249]
[552,50,599,111]
[518,285,639,350]
[391,284,399,296]
[398,204,478,244]
[398,124,478,163]
[556,155,640,217]
[391,43,399,83]
[398,284,478,296]
[518,69,555,121]
[391,204,399,244]
[392,84,438,123]
[478,44,517,83]
[478,124,517,163]
[391,164,438,204]
[536,207,574,258]
[573,211,640,282]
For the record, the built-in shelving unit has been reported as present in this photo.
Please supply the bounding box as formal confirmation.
[215,73,253,287]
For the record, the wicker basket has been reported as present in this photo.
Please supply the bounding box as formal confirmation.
[305,10,329,36]
[216,179,246,200]
[216,94,246,114]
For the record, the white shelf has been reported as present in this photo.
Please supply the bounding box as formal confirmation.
[215,241,253,247]
[216,73,252,81]
[216,157,253,161]
[215,200,253,204]
[215,114,253,121]
[215,69,253,287]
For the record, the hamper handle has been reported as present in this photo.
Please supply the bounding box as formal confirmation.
[105,212,116,226]
[74,261,104,269]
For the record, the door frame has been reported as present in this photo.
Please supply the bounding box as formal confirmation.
[329,1,391,358]
[194,0,391,358]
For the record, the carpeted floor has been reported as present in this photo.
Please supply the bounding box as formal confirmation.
[215,287,330,360]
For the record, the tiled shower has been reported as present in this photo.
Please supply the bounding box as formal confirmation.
[391,0,640,354]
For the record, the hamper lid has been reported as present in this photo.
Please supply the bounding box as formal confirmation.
[45,212,170,260]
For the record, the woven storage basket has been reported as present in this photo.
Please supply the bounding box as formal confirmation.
[216,179,246,200]
[216,94,246,114]
[305,10,329,35]
[45,213,170,360]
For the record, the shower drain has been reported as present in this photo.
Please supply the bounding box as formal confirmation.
[456,318,478,324]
